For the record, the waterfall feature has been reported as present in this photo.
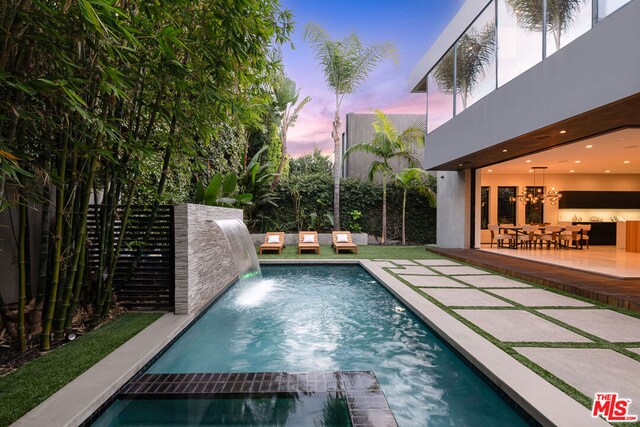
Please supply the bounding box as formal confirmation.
[215,219,261,279]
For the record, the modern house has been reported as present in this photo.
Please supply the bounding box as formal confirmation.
[341,113,425,179]
[409,0,640,256]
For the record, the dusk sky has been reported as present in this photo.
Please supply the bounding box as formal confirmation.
[279,0,464,157]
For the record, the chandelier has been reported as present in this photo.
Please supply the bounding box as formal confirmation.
[510,167,563,205]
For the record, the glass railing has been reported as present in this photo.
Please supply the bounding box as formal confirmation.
[427,0,634,133]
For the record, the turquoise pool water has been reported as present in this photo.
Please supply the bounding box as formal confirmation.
[141,265,529,426]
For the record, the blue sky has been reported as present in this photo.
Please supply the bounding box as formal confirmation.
[279,0,464,156]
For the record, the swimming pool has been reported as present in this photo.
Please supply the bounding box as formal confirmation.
[94,265,531,426]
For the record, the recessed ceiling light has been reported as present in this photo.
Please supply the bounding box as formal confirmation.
[458,163,464,167]
[525,160,531,163]
[559,130,567,134]
[528,169,533,172]
[575,160,581,164]
[487,169,493,172]
[569,169,575,173]
[502,149,508,152]
[585,145,593,148]
[624,160,630,164]
[619,137,625,140]
[605,170,611,173]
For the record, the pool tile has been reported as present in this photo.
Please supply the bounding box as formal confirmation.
[488,289,593,307]
[453,275,532,288]
[421,289,513,307]
[414,259,461,266]
[514,348,640,408]
[538,309,640,342]
[455,309,592,343]
[388,266,437,275]
[399,275,468,288]
[431,266,490,275]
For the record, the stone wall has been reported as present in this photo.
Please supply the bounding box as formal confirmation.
[174,204,243,314]
[250,233,368,247]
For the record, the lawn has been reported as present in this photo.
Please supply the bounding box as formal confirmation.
[257,245,439,260]
[0,313,162,426]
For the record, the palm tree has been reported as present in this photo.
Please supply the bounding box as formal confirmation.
[303,23,396,230]
[507,0,586,50]
[434,22,495,110]
[394,168,436,245]
[271,74,311,190]
[344,110,424,244]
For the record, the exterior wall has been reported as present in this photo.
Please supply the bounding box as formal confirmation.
[343,113,425,179]
[173,204,243,315]
[422,0,640,169]
[251,233,369,247]
[0,205,47,303]
[436,170,472,248]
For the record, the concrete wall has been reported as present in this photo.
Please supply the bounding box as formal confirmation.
[0,204,47,303]
[422,1,640,169]
[436,170,471,248]
[344,113,425,180]
[173,204,243,315]
[251,233,369,247]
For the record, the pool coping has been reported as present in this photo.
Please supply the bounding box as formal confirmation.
[14,259,608,426]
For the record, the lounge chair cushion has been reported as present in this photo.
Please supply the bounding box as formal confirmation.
[335,233,349,243]
[267,235,280,244]
[302,234,315,243]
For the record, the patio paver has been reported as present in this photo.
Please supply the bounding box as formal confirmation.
[629,348,640,356]
[455,310,592,343]
[421,289,513,307]
[369,260,396,268]
[387,265,437,275]
[377,259,418,266]
[453,275,532,288]
[414,259,461,266]
[399,275,469,288]
[488,289,593,307]
[431,266,490,275]
[538,309,640,342]
[515,347,640,406]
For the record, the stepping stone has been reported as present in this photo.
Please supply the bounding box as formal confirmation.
[387,259,418,266]
[454,275,532,288]
[369,260,396,268]
[455,310,591,343]
[515,348,640,407]
[538,309,640,342]
[422,289,513,307]
[399,275,468,288]
[388,266,437,275]
[414,259,461,266]
[488,289,593,307]
[431,266,490,275]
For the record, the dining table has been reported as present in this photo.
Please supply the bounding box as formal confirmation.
[497,225,583,249]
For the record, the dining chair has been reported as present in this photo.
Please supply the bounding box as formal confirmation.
[488,224,512,248]
[559,225,583,248]
[535,225,562,249]
[576,224,591,249]
[517,225,538,248]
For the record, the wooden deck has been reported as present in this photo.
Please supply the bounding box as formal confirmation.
[427,248,640,313]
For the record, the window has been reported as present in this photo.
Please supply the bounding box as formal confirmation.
[599,0,632,19]
[481,187,490,229]
[455,2,496,114]
[525,186,545,224]
[427,46,455,133]
[545,0,592,57]
[498,187,516,225]
[497,0,542,86]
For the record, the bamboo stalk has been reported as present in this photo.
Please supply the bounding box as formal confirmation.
[18,201,27,352]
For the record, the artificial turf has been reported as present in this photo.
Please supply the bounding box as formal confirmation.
[0,312,162,426]
[257,244,439,260]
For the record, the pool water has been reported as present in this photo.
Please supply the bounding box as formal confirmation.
[143,265,530,426]
[92,395,352,426]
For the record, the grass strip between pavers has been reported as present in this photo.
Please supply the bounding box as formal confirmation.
[257,245,441,260]
[0,312,162,426]
[388,261,640,421]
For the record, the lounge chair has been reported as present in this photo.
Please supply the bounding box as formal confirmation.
[259,232,285,254]
[298,231,320,254]
[332,231,358,254]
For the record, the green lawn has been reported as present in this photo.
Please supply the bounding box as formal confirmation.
[0,312,162,426]
[257,245,439,260]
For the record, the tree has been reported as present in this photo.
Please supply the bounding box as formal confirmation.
[303,23,396,230]
[434,22,495,110]
[271,75,311,189]
[507,0,586,50]
[394,168,436,245]
[289,148,333,177]
[344,110,424,244]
